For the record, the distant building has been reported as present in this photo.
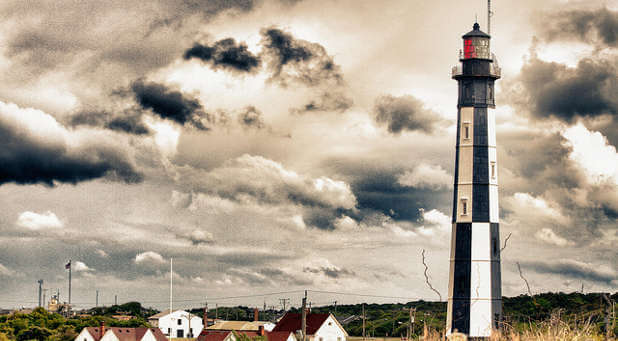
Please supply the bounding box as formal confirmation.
[271,313,347,341]
[148,310,203,338]
[75,323,167,341]
[207,321,275,333]
[111,315,134,321]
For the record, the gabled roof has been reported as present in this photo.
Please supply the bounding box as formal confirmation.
[207,321,270,331]
[148,309,185,319]
[83,327,167,341]
[271,313,330,335]
[266,331,295,341]
[197,330,235,341]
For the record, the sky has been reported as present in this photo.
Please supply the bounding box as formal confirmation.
[0,0,616,311]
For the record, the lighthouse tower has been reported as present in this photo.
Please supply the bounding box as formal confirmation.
[446,22,502,338]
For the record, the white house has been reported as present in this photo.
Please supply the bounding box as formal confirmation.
[271,313,347,341]
[75,325,167,341]
[148,309,204,338]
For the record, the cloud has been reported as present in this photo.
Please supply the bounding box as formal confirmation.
[512,56,617,122]
[373,94,444,134]
[397,164,451,190]
[523,259,617,284]
[561,123,618,186]
[0,100,143,186]
[237,106,266,129]
[16,211,63,230]
[96,249,109,258]
[535,228,574,246]
[74,261,93,272]
[184,38,261,73]
[260,27,344,87]
[187,230,214,245]
[68,110,150,135]
[536,7,618,47]
[0,264,15,277]
[130,79,213,130]
[290,91,353,114]
[134,251,166,264]
[303,265,355,278]
[175,154,357,210]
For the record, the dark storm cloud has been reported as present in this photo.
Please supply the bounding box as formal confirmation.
[237,106,266,129]
[303,266,355,278]
[522,259,616,284]
[351,170,449,222]
[260,27,344,87]
[0,116,142,186]
[184,38,261,73]
[68,110,150,135]
[290,91,353,114]
[515,57,617,121]
[373,95,445,134]
[538,7,618,47]
[2,1,259,76]
[131,80,213,130]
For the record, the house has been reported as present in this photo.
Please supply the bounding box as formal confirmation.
[196,328,295,341]
[271,313,347,341]
[148,310,204,338]
[75,323,168,341]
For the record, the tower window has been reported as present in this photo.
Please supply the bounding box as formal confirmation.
[491,162,496,178]
[488,85,493,100]
[461,199,468,215]
[492,237,498,256]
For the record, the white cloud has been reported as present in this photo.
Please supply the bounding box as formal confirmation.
[16,211,63,230]
[95,249,109,258]
[135,251,166,264]
[562,123,618,186]
[176,154,357,210]
[188,230,214,244]
[507,192,570,225]
[397,163,451,190]
[74,261,93,272]
[0,264,15,277]
[535,228,574,247]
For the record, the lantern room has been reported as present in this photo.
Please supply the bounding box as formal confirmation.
[461,23,491,60]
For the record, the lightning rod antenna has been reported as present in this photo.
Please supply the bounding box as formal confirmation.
[488,0,492,35]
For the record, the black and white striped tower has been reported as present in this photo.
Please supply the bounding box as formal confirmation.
[446,22,502,338]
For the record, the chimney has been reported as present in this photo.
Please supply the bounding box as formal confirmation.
[254,308,259,322]
[258,325,265,336]
[204,307,208,328]
[100,321,106,339]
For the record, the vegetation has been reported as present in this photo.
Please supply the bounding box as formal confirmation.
[0,307,149,341]
[0,292,614,340]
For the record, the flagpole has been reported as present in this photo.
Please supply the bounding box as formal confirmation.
[68,260,72,315]
[170,258,173,314]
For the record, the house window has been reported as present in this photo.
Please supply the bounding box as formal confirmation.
[461,199,468,215]
[178,319,182,325]
[177,330,184,338]
[462,122,470,140]
[491,162,496,178]
[167,328,171,335]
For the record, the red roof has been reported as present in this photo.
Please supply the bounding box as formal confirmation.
[272,313,330,335]
[266,331,295,341]
[84,327,167,341]
[196,331,233,341]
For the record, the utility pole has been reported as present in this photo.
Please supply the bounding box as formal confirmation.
[409,307,415,339]
[37,279,43,307]
[96,290,99,307]
[115,295,118,306]
[279,298,290,311]
[333,301,337,315]
[215,303,218,319]
[301,291,307,341]
[169,258,173,314]
[362,303,366,341]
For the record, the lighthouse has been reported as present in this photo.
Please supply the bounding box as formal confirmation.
[446,22,502,338]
